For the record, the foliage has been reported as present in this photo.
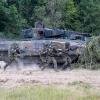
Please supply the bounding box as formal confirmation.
[61,0,80,30]
[80,36,100,69]
[5,5,27,35]
[0,0,27,37]
[0,0,100,38]
[0,0,9,32]
[0,85,100,100]
[78,0,100,35]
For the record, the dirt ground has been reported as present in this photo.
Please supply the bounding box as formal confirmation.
[0,63,100,89]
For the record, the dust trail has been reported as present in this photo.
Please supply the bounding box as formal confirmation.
[0,60,40,71]
[0,61,6,68]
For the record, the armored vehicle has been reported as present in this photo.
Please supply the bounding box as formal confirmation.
[0,22,91,70]
[39,39,85,71]
[0,38,86,70]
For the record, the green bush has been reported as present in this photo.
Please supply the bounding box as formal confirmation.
[80,36,100,69]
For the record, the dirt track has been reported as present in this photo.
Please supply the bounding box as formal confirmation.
[0,66,100,88]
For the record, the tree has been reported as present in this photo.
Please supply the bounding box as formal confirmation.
[0,0,10,31]
[33,0,67,28]
[61,0,80,30]
[0,0,100,38]
[78,0,100,35]
[0,0,27,38]
[5,5,27,35]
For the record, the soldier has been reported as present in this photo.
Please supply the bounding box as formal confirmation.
[68,46,80,63]
[3,43,21,71]
[39,44,50,70]
[61,55,71,70]
[34,21,45,39]
[50,44,71,71]
[39,43,58,71]
[62,42,71,70]
[55,48,71,70]
[40,41,73,71]
[49,45,58,71]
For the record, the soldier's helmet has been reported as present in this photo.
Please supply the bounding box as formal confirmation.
[11,43,19,49]
[35,21,45,29]
[10,43,20,54]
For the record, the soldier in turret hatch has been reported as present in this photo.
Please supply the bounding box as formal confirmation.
[34,21,45,39]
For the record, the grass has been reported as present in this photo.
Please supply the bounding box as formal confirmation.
[0,83,100,100]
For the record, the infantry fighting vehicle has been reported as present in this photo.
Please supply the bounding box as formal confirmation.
[0,21,91,69]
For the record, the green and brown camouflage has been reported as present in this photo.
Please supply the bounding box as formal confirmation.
[39,41,72,71]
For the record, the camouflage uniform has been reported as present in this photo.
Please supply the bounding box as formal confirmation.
[3,43,20,71]
[39,44,57,71]
[40,42,71,71]
[60,50,71,70]
[63,43,71,69]
[40,44,50,70]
